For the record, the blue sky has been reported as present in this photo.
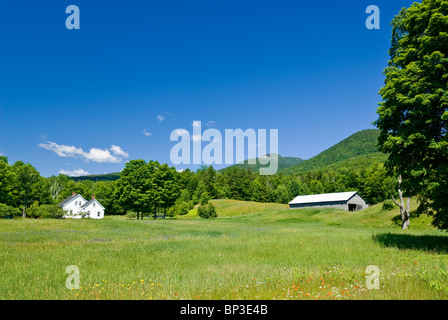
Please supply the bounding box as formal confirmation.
[0,0,416,177]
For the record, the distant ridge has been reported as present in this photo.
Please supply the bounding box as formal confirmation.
[280,129,383,175]
[70,172,121,182]
[219,153,303,173]
[69,129,383,181]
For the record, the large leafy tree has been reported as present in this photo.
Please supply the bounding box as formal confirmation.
[117,160,181,219]
[0,156,17,206]
[155,163,181,217]
[117,159,150,219]
[94,181,124,215]
[12,161,52,217]
[374,0,448,228]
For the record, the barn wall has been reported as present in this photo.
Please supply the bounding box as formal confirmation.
[347,194,368,209]
[289,201,347,210]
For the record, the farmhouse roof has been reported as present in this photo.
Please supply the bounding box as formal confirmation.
[81,199,104,210]
[58,193,84,207]
[288,191,359,205]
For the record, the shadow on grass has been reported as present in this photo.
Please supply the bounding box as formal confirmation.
[372,232,448,254]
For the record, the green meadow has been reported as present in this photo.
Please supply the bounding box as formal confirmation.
[1,199,448,300]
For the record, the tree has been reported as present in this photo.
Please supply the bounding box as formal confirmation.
[57,180,89,201]
[374,0,448,228]
[153,163,181,218]
[274,185,291,204]
[250,179,270,202]
[48,174,71,201]
[12,161,51,218]
[361,164,397,204]
[94,181,124,215]
[117,160,180,220]
[0,156,17,206]
[117,159,150,220]
[391,175,411,230]
[199,192,210,206]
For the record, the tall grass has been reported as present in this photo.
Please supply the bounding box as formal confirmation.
[1,199,447,300]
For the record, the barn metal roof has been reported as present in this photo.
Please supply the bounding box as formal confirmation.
[288,191,358,205]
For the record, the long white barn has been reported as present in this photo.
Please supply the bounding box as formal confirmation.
[288,191,368,211]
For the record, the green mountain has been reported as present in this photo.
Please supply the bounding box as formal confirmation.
[280,129,383,175]
[70,129,383,181]
[219,153,303,173]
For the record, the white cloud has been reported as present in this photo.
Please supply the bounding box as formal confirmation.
[38,141,84,158]
[110,145,129,158]
[191,134,202,142]
[173,129,189,136]
[206,121,215,127]
[58,168,91,177]
[38,141,129,163]
[157,115,166,122]
[142,129,152,136]
[84,148,121,163]
[192,121,201,127]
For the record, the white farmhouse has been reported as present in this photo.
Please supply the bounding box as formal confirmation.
[58,193,105,219]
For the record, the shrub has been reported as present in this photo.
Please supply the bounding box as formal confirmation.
[126,211,137,220]
[199,192,210,206]
[26,201,40,218]
[179,202,190,215]
[166,202,190,217]
[198,202,217,219]
[37,205,64,219]
[0,203,21,218]
[382,199,395,211]
[166,206,176,217]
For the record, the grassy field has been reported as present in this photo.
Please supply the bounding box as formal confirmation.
[1,199,448,300]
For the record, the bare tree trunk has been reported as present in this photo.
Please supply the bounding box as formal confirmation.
[391,175,411,230]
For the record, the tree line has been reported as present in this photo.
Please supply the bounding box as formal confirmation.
[0,155,397,219]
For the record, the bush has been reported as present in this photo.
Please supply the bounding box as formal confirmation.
[26,201,40,218]
[166,202,190,217]
[0,203,21,218]
[126,211,137,220]
[199,192,210,206]
[197,202,217,219]
[179,202,190,215]
[382,199,395,211]
[37,205,64,219]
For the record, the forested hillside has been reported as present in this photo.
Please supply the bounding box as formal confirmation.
[280,129,381,174]
[219,153,303,173]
